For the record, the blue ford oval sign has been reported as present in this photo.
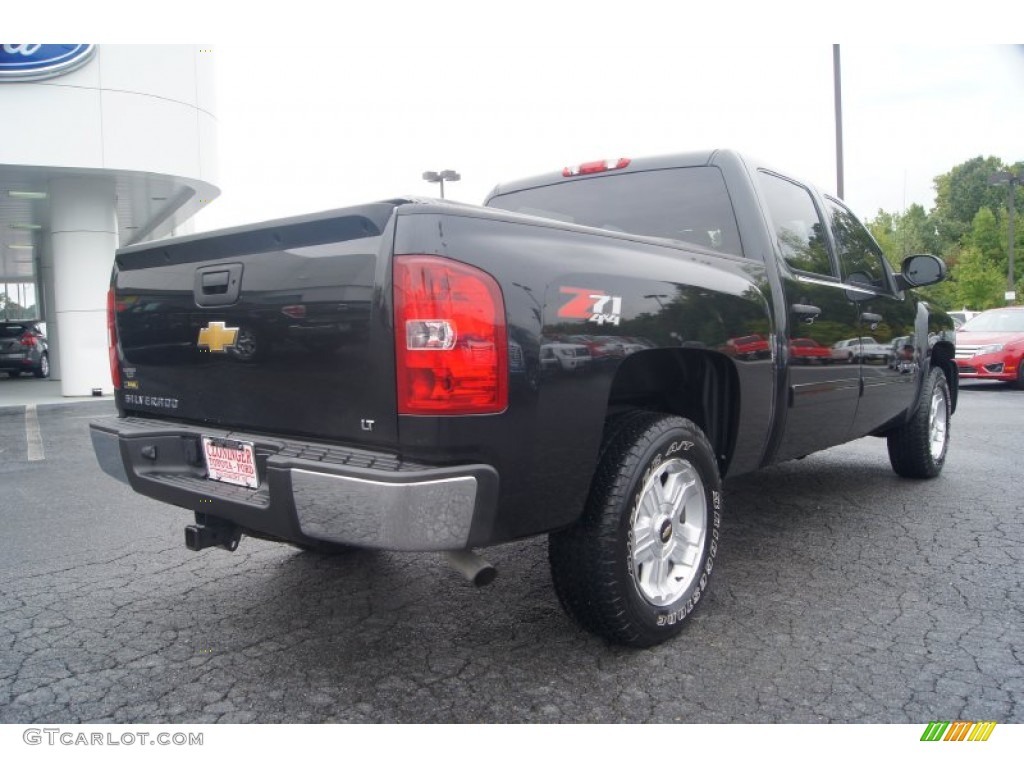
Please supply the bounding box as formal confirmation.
[0,44,96,82]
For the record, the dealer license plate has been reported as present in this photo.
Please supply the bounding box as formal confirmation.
[201,436,259,489]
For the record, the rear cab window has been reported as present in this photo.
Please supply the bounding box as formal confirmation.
[486,167,745,258]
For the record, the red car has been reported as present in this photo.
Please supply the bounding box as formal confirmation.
[954,306,1024,388]
[721,334,770,360]
[789,337,832,364]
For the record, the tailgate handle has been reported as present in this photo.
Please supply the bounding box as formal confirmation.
[201,271,230,293]
[194,264,243,307]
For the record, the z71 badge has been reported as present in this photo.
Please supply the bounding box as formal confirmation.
[558,286,623,326]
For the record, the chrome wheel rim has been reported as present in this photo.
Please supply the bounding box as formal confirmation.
[929,386,948,460]
[40,354,49,377]
[628,457,707,606]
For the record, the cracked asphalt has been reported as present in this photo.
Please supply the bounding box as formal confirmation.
[1,382,1021,724]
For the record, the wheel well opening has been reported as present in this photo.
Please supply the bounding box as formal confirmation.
[606,350,738,475]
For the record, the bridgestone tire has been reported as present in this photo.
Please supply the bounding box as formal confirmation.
[549,411,722,647]
[886,367,951,479]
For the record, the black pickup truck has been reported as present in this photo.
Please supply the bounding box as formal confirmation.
[91,149,956,647]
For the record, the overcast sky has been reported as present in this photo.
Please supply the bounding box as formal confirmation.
[191,42,1022,234]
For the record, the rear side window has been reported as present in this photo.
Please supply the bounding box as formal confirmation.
[487,167,744,257]
[758,171,835,278]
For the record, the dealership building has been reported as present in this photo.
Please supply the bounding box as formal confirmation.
[0,44,219,396]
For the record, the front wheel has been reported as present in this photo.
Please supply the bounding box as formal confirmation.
[886,367,951,478]
[549,412,722,647]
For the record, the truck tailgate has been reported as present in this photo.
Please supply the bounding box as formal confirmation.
[112,204,399,447]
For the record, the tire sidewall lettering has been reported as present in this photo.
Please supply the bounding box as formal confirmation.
[626,426,721,632]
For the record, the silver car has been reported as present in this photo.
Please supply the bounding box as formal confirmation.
[0,321,50,378]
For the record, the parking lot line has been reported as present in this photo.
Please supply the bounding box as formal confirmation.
[25,404,44,461]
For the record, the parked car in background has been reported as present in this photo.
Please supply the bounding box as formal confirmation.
[888,335,916,371]
[540,342,591,373]
[788,337,832,364]
[0,320,50,379]
[948,309,981,329]
[831,336,892,364]
[954,306,1024,388]
[568,334,624,366]
[721,334,771,360]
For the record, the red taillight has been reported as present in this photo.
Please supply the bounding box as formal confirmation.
[562,158,630,177]
[107,288,121,390]
[19,333,37,348]
[393,255,508,415]
[281,304,307,319]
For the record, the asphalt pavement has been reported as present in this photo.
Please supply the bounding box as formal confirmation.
[0,378,1021,723]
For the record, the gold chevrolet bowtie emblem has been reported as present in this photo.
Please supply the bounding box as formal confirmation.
[197,322,239,353]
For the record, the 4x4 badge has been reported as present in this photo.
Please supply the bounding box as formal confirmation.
[197,322,239,353]
[558,286,623,326]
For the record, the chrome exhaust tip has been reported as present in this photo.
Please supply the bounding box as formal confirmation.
[444,549,497,588]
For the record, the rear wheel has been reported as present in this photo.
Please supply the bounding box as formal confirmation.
[33,352,49,379]
[887,367,950,478]
[229,327,259,362]
[549,412,721,647]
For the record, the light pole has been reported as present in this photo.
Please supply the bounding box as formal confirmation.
[512,282,543,324]
[989,170,1022,304]
[422,169,460,199]
[833,44,844,200]
[643,293,669,309]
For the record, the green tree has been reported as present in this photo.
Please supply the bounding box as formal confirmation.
[969,207,1002,259]
[868,210,899,269]
[0,292,29,320]
[899,203,942,257]
[951,244,1004,309]
[869,155,1024,310]
[932,156,1010,245]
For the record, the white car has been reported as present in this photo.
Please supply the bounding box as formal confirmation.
[831,336,891,364]
[948,309,981,328]
[540,343,591,372]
